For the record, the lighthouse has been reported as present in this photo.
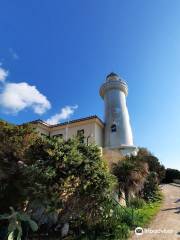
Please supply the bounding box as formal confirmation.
[99,72,137,155]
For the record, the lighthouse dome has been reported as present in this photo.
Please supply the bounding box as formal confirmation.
[106,72,120,81]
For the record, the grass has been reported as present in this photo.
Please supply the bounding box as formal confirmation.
[133,191,164,228]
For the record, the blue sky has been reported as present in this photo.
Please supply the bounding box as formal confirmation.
[0,0,180,170]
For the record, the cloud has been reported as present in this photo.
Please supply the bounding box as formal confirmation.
[0,82,51,114]
[0,67,8,82]
[46,105,78,125]
[9,48,19,60]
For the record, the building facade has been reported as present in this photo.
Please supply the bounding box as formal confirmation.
[31,73,137,156]
[31,115,104,146]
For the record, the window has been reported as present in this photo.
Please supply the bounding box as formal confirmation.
[41,133,47,137]
[77,129,84,143]
[111,124,117,132]
[77,129,84,136]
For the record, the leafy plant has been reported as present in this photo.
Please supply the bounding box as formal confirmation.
[68,197,131,240]
[17,135,119,239]
[133,193,163,227]
[0,120,38,213]
[0,207,38,240]
[0,120,165,240]
[143,172,159,201]
[112,155,149,203]
[163,168,180,183]
[128,197,145,209]
[137,148,166,182]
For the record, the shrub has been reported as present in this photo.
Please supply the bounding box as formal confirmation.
[134,196,163,227]
[137,148,166,183]
[128,197,145,209]
[142,172,159,201]
[0,121,117,239]
[0,207,38,240]
[74,222,130,240]
[163,168,180,183]
[69,197,131,240]
[112,155,148,204]
[0,121,38,213]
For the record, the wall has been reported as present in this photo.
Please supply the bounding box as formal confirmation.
[35,120,104,148]
[50,122,96,144]
[94,123,104,147]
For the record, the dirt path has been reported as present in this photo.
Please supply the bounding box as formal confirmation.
[130,184,180,240]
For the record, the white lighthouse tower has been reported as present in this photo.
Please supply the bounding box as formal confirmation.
[100,72,137,155]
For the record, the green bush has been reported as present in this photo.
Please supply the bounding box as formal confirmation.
[137,148,166,183]
[134,196,162,227]
[163,168,180,183]
[74,222,130,240]
[128,197,145,209]
[0,121,164,240]
[65,197,132,240]
[143,172,159,201]
[0,207,38,240]
[76,198,131,239]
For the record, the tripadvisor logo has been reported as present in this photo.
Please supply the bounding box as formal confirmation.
[135,227,144,235]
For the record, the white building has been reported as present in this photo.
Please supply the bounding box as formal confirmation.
[30,73,137,156]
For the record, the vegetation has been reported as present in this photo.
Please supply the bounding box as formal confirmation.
[0,207,38,240]
[137,148,166,183]
[133,191,163,227]
[0,120,119,239]
[128,197,145,209]
[163,168,180,183]
[142,172,159,201]
[112,155,148,204]
[0,120,167,239]
[24,136,117,238]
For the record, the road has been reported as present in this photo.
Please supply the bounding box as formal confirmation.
[130,184,180,240]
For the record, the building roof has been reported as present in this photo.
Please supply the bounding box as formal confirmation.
[29,115,104,128]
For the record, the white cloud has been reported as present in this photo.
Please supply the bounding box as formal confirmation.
[46,105,78,125]
[9,48,19,60]
[0,82,51,114]
[0,67,8,82]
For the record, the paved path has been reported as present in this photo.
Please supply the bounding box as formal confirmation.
[130,184,180,240]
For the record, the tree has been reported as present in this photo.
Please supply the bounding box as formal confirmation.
[137,147,166,182]
[142,172,159,201]
[0,120,38,213]
[0,120,117,238]
[163,168,180,183]
[112,155,148,204]
[24,137,116,234]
